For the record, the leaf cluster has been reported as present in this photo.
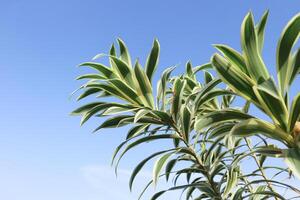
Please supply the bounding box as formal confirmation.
[72,11,300,200]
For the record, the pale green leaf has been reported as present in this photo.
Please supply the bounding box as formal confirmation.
[153,152,174,186]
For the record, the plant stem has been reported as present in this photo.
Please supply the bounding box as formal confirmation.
[171,122,223,199]
[244,138,279,200]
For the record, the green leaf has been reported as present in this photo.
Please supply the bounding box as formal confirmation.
[208,123,235,139]
[181,107,191,142]
[196,89,233,110]
[214,44,248,74]
[138,180,154,200]
[253,79,288,130]
[193,63,213,74]
[129,149,175,191]
[93,115,133,132]
[78,62,113,78]
[184,76,197,90]
[165,159,177,181]
[222,91,235,108]
[108,79,142,105]
[151,110,171,123]
[171,79,186,120]
[185,61,195,79]
[193,78,221,111]
[135,117,164,125]
[84,82,126,100]
[247,179,300,195]
[250,185,267,200]
[110,56,133,84]
[204,71,213,83]
[126,124,149,139]
[115,134,181,170]
[289,93,300,131]
[151,190,165,200]
[111,139,133,166]
[117,38,132,67]
[223,166,239,197]
[134,61,154,108]
[232,187,244,200]
[93,103,135,117]
[247,191,285,200]
[153,152,175,186]
[77,88,101,101]
[71,102,104,115]
[145,39,160,83]
[151,183,206,200]
[254,145,282,157]
[241,12,269,83]
[80,104,110,125]
[157,66,175,111]
[109,43,116,56]
[283,148,300,179]
[289,48,300,86]
[92,53,106,60]
[102,106,136,116]
[195,109,253,132]
[185,186,196,200]
[134,109,150,123]
[230,118,293,145]
[277,13,300,95]
[211,54,258,103]
[255,10,269,53]
[76,74,105,80]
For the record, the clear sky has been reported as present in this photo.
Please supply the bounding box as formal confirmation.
[1,1,299,200]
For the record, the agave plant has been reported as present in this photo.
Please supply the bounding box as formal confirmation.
[72,37,300,199]
[209,11,300,178]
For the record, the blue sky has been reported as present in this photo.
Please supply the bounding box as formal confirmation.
[1,1,299,199]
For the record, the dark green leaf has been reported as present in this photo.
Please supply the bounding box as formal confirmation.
[145,39,160,82]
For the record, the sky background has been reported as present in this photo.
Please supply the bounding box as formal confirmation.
[1,1,300,200]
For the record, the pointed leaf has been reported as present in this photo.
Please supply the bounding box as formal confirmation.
[110,56,133,83]
[134,61,154,108]
[78,62,113,78]
[277,13,300,94]
[230,118,293,145]
[289,93,300,131]
[77,88,101,100]
[241,12,269,83]
[134,109,150,123]
[117,38,132,67]
[283,148,300,179]
[195,109,253,131]
[93,115,133,132]
[211,54,258,103]
[129,149,175,191]
[145,39,160,82]
[181,107,191,142]
[256,10,269,52]
[153,152,174,186]
[214,44,248,74]
[71,102,104,115]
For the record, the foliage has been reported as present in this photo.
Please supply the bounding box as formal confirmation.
[72,11,300,199]
[210,10,300,179]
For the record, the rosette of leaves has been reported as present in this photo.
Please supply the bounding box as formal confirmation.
[208,11,300,179]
